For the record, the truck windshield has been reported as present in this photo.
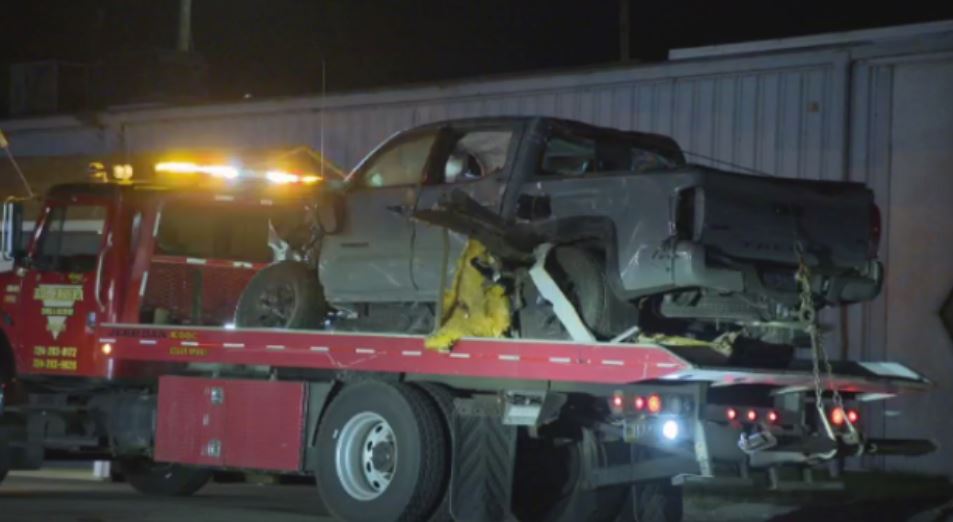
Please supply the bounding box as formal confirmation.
[34,205,107,273]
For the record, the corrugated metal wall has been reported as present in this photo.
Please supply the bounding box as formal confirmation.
[847,51,953,475]
[115,51,849,184]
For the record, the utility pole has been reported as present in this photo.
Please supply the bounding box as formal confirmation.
[178,0,193,52]
[619,0,631,61]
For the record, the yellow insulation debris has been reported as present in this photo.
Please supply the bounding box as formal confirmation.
[425,240,511,352]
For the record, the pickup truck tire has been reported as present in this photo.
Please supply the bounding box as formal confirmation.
[121,458,212,497]
[522,247,634,340]
[315,381,448,522]
[235,261,326,329]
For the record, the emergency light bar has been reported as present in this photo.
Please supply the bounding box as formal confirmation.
[155,162,321,185]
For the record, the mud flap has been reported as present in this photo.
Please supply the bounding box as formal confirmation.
[449,396,517,522]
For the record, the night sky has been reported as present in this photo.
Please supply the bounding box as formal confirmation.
[2,1,953,107]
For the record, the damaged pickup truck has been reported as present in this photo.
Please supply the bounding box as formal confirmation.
[236,116,883,351]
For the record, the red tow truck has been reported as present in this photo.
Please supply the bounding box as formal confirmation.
[0,175,935,522]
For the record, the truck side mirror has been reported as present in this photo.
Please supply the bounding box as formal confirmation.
[315,190,345,235]
[0,201,23,262]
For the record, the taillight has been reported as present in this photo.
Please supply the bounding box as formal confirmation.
[647,394,662,414]
[611,394,624,411]
[746,409,758,422]
[726,408,738,421]
[830,407,846,426]
[869,204,882,257]
[847,409,859,424]
[767,410,779,424]
[634,396,646,411]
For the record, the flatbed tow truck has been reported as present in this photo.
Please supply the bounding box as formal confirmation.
[0,170,936,522]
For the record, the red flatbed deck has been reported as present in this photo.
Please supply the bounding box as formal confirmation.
[98,324,931,394]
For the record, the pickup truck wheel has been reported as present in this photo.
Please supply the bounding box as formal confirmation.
[235,261,326,329]
[121,458,211,496]
[315,381,448,522]
[522,247,634,340]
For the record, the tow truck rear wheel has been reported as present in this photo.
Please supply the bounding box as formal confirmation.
[120,458,212,497]
[0,436,10,485]
[315,380,448,522]
[631,480,683,522]
[235,261,326,329]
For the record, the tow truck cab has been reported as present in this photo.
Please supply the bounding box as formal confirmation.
[0,180,313,385]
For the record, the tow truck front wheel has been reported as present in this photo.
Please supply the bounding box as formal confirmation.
[315,381,448,522]
[120,458,212,497]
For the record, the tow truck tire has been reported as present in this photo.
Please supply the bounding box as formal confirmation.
[315,381,447,522]
[0,436,10,485]
[235,261,326,329]
[414,383,456,522]
[121,459,212,497]
[633,481,683,522]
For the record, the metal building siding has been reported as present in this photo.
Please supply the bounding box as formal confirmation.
[849,54,953,476]
[98,53,845,184]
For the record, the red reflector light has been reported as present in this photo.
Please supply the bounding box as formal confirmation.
[647,394,662,414]
[746,409,758,422]
[767,410,779,423]
[726,408,737,421]
[847,409,859,423]
[830,407,846,426]
[634,396,646,410]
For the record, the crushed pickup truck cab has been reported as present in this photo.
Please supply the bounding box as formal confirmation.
[237,116,883,348]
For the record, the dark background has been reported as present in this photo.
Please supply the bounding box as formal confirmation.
[1,0,952,114]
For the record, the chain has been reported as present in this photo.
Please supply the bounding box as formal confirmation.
[794,241,858,443]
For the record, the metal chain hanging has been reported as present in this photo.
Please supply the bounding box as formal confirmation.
[794,241,858,445]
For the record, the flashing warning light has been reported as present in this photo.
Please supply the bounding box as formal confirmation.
[101,343,113,356]
[112,164,134,181]
[647,394,662,414]
[156,162,239,179]
[634,396,646,410]
[726,408,738,421]
[266,170,323,185]
[767,410,779,424]
[830,407,846,426]
[847,409,859,424]
[746,409,758,422]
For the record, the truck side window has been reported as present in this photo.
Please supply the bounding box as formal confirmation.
[540,136,596,176]
[441,130,512,184]
[35,205,107,273]
[359,132,437,188]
